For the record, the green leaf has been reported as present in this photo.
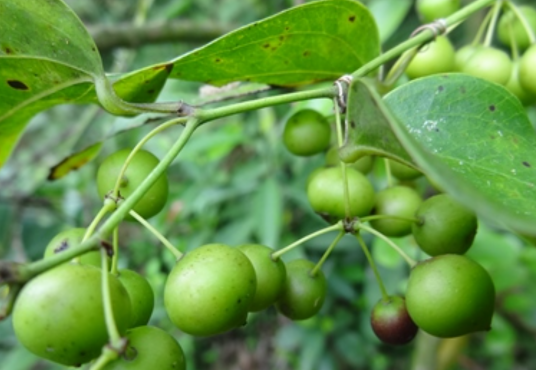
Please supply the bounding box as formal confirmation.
[0,0,171,167]
[344,76,536,235]
[0,0,101,166]
[154,0,380,87]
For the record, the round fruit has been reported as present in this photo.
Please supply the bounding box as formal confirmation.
[506,60,536,106]
[405,36,455,79]
[307,167,375,220]
[454,45,479,72]
[276,259,327,320]
[102,326,186,370]
[412,194,477,256]
[370,186,422,237]
[497,6,536,50]
[237,244,287,312]
[117,269,155,328]
[325,147,374,174]
[164,243,256,336]
[416,0,460,23]
[406,254,495,338]
[519,44,536,95]
[44,228,101,267]
[371,295,418,345]
[12,264,132,366]
[461,46,513,86]
[283,109,331,156]
[387,159,422,181]
[96,148,169,220]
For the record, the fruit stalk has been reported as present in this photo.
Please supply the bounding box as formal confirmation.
[355,223,417,267]
[355,233,389,301]
[129,210,183,259]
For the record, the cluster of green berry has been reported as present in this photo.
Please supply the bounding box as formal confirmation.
[283,107,495,345]
[408,0,536,106]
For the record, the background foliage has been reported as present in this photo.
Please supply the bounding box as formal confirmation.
[1,0,536,369]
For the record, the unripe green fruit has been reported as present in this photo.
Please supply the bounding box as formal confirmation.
[371,296,418,345]
[307,167,375,220]
[97,149,168,220]
[416,0,460,23]
[519,44,536,95]
[237,244,287,312]
[283,109,331,156]
[454,45,479,72]
[405,36,455,79]
[44,228,101,267]
[387,159,422,181]
[505,60,536,106]
[117,269,155,328]
[12,264,132,366]
[325,147,374,174]
[406,254,495,338]
[276,259,327,320]
[497,6,536,50]
[102,326,186,370]
[164,244,256,336]
[461,47,513,86]
[412,194,477,256]
[370,186,422,237]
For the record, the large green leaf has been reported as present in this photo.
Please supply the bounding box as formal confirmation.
[0,0,101,167]
[343,76,536,235]
[132,0,379,87]
[0,0,171,167]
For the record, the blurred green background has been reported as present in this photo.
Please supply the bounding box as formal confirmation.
[1,0,536,369]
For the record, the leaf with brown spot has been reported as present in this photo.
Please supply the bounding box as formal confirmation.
[130,0,379,87]
[48,142,102,180]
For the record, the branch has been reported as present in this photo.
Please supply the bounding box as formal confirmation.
[88,20,236,52]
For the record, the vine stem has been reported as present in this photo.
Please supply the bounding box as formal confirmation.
[310,230,345,277]
[19,118,200,281]
[506,1,536,44]
[83,201,116,242]
[111,227,120,275]
[483,0,503,47]
[100,249,122,349]
[197,86,336,122]
[351,0,496,79]
[112,118,183,197]
[129,210,183,259]
[333,98,351,219]
[355,233,389,301]
[271,222,343,260]
[355,223,417,267]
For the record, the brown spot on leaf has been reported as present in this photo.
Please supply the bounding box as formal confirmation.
[438,85,444,92]
[147,89,155,94]
[350,121,356,128]
[263,43,270,49]
[7,80,28,90]
[349,15,356,22]
[489,105,496,112]
[523,161,531,167]
[3,47,13,54]
[215,58,221,63]
[303,51,310,57]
